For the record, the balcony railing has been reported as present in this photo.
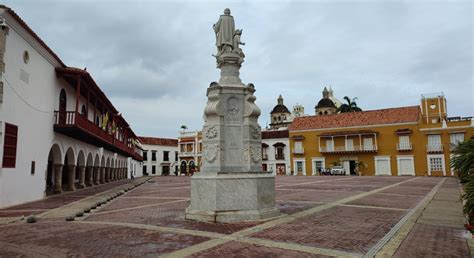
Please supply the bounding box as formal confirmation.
[54,111,141,160]
[262,153,268,160]
[320,145,378,153]
[427,144,443,153]
[293,148,304,155]
[275,154,285,160]
[397,143,413,151]
[179,152,195,157]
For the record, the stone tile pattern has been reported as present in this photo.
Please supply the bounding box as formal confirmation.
[0,221,209,257]
[190,241,330,258]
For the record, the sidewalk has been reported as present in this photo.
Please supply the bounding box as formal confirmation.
[379,177,471,257]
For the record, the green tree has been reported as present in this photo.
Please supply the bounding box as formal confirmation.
[180,125,188,131]
[337,96,362,113]
[451,137,474,228]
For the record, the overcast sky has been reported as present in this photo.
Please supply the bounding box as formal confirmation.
[4,0,473,138]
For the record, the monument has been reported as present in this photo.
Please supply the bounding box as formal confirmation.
[185,8,280,222]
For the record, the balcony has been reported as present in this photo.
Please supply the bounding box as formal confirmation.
[275,154,285,160]
[293,148,304,155]
[54,111,142,160]
[319,145,378,154]
[262,153,268,160]
[179,151,195,157]
[397,143,413,151]
[427,144,443,153]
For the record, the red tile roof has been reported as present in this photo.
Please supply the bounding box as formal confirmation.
[289,106,420,131]
[139,137,178,146]
[262,130,289,139]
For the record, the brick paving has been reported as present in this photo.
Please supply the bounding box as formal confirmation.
[190,241,329,257]
[0,176,470,257]
[0,179,132,218]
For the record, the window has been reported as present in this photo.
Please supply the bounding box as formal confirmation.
[151,151,157,162]
[363,138,373,150]
[296,161,303,174]
[3,123,18,168]
[429,157,443,171]
[275,147,284,159]
[294,142,303,154]
[81,105,87,116]
[398,135,411,150]
[427,134,442,151]
[163,151,169,161]
[175,151,178,162]
[345,138,354,151]
[143,151,148,161]
[326,139,334,151]
[450,133,464,145]
[143,165,147,175]
[152,165,156,174]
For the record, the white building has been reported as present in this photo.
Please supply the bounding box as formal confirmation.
[139,137,178,176]
[0,6,142,208]
[262,130,291,175]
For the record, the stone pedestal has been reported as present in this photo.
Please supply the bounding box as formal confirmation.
[185,52,280,223]
[86,166,94,186]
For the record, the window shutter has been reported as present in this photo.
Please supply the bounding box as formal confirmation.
[3,123,18,168]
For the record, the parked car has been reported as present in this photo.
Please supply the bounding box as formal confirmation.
[331,166,346,175]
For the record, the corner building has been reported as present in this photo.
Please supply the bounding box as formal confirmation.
[289,93,473,176]
[0,6,142,208]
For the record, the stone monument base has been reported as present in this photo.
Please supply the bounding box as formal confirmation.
[185,172,281,223]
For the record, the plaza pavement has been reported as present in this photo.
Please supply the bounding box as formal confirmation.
[0,175,471,257]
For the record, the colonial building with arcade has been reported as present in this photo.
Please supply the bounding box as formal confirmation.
[0,6,142,208]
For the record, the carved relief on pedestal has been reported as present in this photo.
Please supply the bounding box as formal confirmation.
[226,97,240,123]
[250,125,260,140]
[205,126,218,139]
[243,147,249,161]
[250,145,261,163]
[203,143,219,163]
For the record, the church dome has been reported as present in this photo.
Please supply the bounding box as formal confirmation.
[270,95,291,114]
[271,104,291,114]
[315,98,336,109]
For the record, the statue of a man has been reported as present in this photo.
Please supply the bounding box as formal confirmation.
[213,8,235,56]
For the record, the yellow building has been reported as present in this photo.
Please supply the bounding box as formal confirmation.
[288,93,473,176]
[177,130,202,175]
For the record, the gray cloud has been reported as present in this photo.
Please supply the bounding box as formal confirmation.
[5,0,472,137]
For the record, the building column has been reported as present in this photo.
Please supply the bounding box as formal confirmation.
[67,164,76,191]
[121,168,125,179]
[94,166,100,185]
[53,164,63,194]
[78,165,86,189]
[113,167,117,180]
[105,167,110,183]
[100,167,106,184]
[86,166,94,186]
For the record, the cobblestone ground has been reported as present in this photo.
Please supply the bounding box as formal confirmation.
[0,176,471,257]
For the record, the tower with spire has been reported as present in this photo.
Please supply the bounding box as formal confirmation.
[315,87,337,115]
[269,95,292,129]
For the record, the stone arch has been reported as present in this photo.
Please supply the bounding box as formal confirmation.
[180,160,187,175]
[101,155,106,167]
[86,153,94,166]
[106,157,111,168]
[94,154,100,167]
[64,147,76,165]
[77,150,86,167]
[48,144,62,165]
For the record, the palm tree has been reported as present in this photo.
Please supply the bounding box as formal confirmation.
[180,125,188,132]
[451,137,474,229]
[337,96,362,113]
